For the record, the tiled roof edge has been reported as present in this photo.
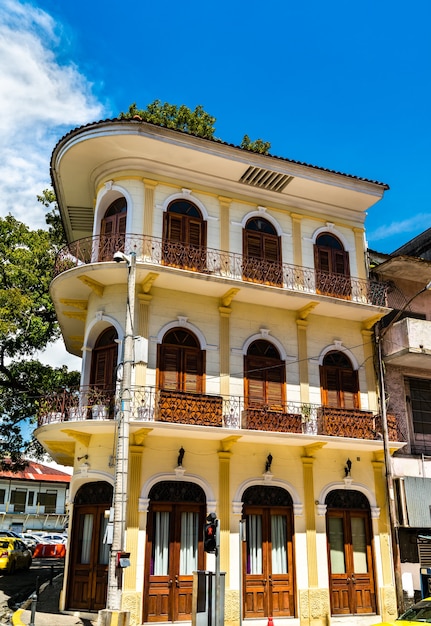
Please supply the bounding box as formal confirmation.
[51,117,390,190]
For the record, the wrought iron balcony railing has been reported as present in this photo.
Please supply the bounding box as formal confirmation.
[54,234,388,306]
[37,386,400,442]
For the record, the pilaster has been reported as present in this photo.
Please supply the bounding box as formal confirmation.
[372,458,398,622]
[143,179,157,237]
[353,227,366,279]
[291,213,303,267]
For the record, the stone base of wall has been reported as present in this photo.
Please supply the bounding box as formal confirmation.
[379,585,397,622]
[122,591,142,626]
[299,588,330,626]
[224,589,240,626]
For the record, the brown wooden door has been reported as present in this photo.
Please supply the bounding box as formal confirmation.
[320,351,360,410]
[327,510,376,615]
[158,329,204,394]
[144,503,205,622]
[314,234,351,297]
[162,208,207,271]
[67,505,109,611]
[244,340,285,410]
[99,199,127,261]
[243,223,282,286]
[243,506,294,618]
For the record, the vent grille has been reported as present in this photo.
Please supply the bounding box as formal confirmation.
[419,540,431,567]
[67,207,94,231]
[239,166,293,192]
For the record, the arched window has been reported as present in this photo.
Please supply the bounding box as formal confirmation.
[320,351,359,409]
[325,489,376,615]
[157,328,204,393]
[99,197,127,261]
[245,340,285,409]
[162,199,207,270]
[243,217,282,285]
[314,233,350,297]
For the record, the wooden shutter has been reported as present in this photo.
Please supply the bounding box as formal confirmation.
[244,232,262,259]
[320,365,359,409]
[164,213,183,242]
[334,250,350,275]
[91,346,116,390]
[246,356,266,406]
[183,349,202,393]
[263,235,280,263]
[160,345,180,390]
[267,362,284,408]
[321,366,340,407]
[188,220,203,247]
[315,246,331,273]
[340,369,359,409]
[101,216,115,236]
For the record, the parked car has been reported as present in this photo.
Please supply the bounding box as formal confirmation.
[0,537,32,574]
[0,530,21,538]
[20,533,41,552]
[40,533,67,545]
[376,596,431,624]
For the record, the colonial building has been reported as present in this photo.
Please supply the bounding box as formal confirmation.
[36,117,400,625]
[0,460,70,533]
[371,239,431,605]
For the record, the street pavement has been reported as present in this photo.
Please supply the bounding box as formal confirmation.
[11,573,97,626]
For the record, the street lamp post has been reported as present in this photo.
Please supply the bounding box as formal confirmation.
[375,279,431,614]
[106,250,136,615]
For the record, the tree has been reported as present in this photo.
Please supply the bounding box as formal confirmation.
[240,134,271,155]
[0,207,79,470]
[119,100,271,153]
[119,100,216,139]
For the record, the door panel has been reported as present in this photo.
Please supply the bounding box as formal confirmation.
[327,510,376,615]
[68,506,109,611]
[243,507,294,618]
[145,504,204,622]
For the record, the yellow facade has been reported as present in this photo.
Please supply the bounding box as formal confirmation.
[37,119,398,625]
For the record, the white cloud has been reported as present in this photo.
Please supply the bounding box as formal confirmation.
[368,213,431,244]
[0,0,105,228]
[36,340,81,372]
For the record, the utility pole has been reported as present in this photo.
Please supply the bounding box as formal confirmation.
[105,251,136,616]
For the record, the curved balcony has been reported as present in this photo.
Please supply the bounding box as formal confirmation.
[54,234,388,307]
[37,386,400,443]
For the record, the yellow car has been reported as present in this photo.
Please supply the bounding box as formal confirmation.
[0,537,32,574]
[377,597,431,624]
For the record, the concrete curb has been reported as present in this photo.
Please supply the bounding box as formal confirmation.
[11,573,63,625]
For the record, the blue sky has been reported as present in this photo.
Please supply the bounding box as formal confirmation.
[1,0,431,255]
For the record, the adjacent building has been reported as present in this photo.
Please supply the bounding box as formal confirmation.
[36,117,400,625]
[0,460,70,533]
[371,236,431,605]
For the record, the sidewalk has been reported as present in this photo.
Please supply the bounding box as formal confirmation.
[12,573,98,626]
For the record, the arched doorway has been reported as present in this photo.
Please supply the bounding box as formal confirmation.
[144,481,206,622]
[99,197,127,261]
[243,216,282,285]
[162,199,207,271]
[67,481,113,611]
[89,326,118,413]
[242,485,295,618]
[326,489,376,615]
[314,232,350,297]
